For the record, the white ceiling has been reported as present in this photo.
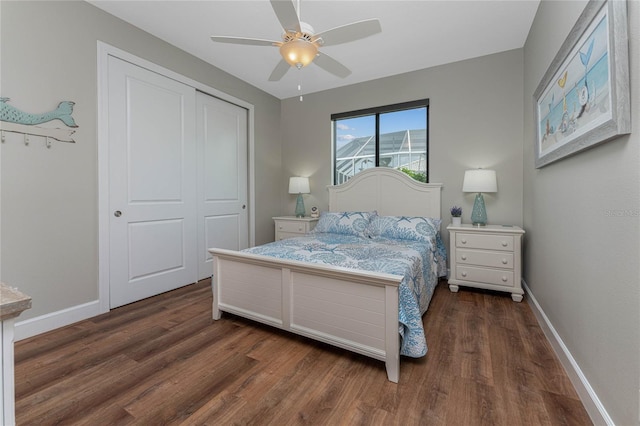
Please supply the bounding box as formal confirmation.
[89,0,540,100]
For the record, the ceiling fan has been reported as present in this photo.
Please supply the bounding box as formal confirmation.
[210,0,382,81]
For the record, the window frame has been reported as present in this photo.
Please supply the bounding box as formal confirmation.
[331,99,429,185]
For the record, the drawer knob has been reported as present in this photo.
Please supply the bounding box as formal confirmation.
[298,227,303,231]
[279,225,283,230]
[502,258,508,264]
[461,239,467,244]
[461,255,467,261]
[501,241,508,247]
[502,276,508,282]
[461,272,467,277]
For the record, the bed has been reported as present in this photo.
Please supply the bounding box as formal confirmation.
[208,168,444,382]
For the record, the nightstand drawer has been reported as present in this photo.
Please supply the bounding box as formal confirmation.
[276,232,302,241]
[456,233,514,251]
[273,216,318,242]
[456,266,515,287]
[275,221,307,234]
[456,249,514,269]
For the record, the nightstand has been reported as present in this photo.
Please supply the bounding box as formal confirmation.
[447,224,525,302]
[273,216,318,241]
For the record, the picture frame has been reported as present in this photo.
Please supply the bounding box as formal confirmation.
[533,0,630,168]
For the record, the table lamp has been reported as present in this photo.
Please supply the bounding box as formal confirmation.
[462,169,497,226]
[288,177,310,217]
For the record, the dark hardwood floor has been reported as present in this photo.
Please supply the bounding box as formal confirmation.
[14,279,592,425]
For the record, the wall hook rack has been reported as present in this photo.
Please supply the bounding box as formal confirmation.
[0,126,75,148]
[0,98,78,147]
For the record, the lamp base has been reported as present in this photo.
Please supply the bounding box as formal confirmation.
[471,193,488,226]
[295,193,306,217]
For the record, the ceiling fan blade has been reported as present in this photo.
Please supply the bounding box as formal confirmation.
[313,19,382,46]
[268,59,291,81]
[314,52,351,78]
[210,36,279,47]
[270,0,301,33]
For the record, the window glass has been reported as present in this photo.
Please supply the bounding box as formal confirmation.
[334,115,375,185]
[379,108,427,182]
[333,100,428,184]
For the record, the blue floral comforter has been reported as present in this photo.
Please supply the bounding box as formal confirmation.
[243,232,447,357]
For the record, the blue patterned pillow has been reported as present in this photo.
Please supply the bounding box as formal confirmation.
[311,211,376,238]
[366,215,441,242]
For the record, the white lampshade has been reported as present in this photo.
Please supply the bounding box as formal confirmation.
[462,169,497,193]
[288,177,310,194]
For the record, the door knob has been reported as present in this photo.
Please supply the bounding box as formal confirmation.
[114,210,122,217]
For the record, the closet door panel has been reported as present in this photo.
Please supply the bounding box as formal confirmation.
[197,92,248,279]
[108,56,197,308]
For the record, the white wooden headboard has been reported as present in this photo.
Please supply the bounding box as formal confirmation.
[328,168,442,218]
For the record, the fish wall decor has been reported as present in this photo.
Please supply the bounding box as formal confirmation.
[0,98,78,144]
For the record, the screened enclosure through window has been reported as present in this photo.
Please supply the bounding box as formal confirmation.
[332,99,429,184]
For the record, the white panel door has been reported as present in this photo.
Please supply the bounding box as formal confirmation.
[197,91,248,279]
[108,56,197,308]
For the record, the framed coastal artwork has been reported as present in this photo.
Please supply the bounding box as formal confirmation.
[533,0,630,168]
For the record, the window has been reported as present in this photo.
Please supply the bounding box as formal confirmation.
[332,99,429,184]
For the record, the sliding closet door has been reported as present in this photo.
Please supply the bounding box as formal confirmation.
[196,91,248,279]
[108,56,198,308]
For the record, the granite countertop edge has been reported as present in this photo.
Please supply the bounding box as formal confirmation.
[0,282,32,321]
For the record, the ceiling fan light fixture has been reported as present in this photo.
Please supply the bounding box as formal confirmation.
[210,0,381,81]
[280,39,318,68]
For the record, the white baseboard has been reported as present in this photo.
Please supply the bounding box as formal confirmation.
[522,279,613,426]
[14,300,106,341]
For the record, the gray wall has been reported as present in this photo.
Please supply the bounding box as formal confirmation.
[0,1,282,321]
[523,1,639,425]
[280,49,525,234]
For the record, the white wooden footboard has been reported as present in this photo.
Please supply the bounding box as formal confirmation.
[209,248,403,383]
